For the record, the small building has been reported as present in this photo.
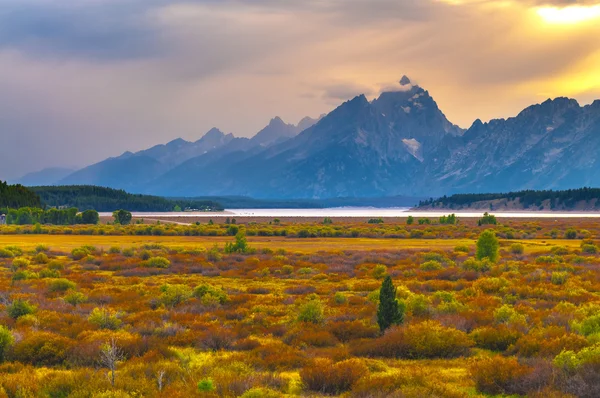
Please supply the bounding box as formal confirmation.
[0,214,5,225]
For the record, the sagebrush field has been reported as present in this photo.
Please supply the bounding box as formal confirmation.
[1,217,599,397]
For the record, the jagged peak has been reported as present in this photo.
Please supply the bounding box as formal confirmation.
[166,138,189,147]
[400,75,412,86]
[542,97,580,108]
[269,116,288,126]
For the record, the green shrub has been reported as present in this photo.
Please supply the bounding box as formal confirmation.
[0,325,14,362]
[565,229,577,239]
[39,268,60,278]
[63,291,87,306]
[194,284,229,304]
[510,243,524,255]
[454,245,470,253]
[0,248,14,258]
[35,244,50,253]
[12,258,30,269]
[122,248,134,257]
[333,292,347,305]
[108,246,121,254]
[572,313,600,337]
[7,299,36,319]
[476,230,499,262]
[581,244,597,254]
[197,378,215,392]
[47,260,64,270]
[71,248,89,260]
[145,256,171,268]
[551,271,569,285]
[297,299,325,324]
[420,260,443,271]
[371,264,387,279]
[159,284,193,308]
[33,252,49,264]
[88,307,122,330]
[48,278,77,292]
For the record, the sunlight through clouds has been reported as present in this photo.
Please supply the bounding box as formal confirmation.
[537,4,600,24]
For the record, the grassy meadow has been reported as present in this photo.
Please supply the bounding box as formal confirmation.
[0,217,599,397]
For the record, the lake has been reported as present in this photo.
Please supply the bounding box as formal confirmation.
[99,208,600,218]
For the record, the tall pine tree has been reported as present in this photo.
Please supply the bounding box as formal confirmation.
[377,275,405,332]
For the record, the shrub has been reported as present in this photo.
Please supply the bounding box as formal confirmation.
[300,358,368,395]
[328,321,379,342]
[194,284,229,304]
[88,307,122,330]
[581,244,597,254]
[48,278,77,292]
[199,327,235,351]
[572,314,600,337]
[333,292,347,305]
[353,321,472,359]
[471,356,532,396]
[420,260,443,271]
[0,325,14,362]
[122,248,134,257]
[476,230,499,262]
[159,284,193,308]
[7,299,36,319]
[33,252,49,264]
[12,258,30,269]
[47,260,64,270]
[71,248,89,260]
[371,264,387,279]
[240,388,280,398]
[471,325,521,351]
[454,245,469,253]
[197,378,215,392]
[0,248,14,258]
[11,331,71,366]
[63,291,87,306]
[551,271,569,285]
[108,246,121,254]
[510,243,525,254]
[145,256,171,268]
[297,299,325,324]
[565,229,577,239]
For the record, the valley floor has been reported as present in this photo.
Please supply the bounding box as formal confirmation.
[0,218,599,397]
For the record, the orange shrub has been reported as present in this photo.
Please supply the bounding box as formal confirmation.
[11,331,71,366]
[471,325,522,351]
[470,356,532,395]
[352,321,472,359]
[327,320,379,342]
[300,358,368,395]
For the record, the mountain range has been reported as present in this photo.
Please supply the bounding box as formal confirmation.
[17,76,600,198]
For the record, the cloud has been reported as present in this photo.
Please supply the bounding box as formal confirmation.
[0,0,599,179]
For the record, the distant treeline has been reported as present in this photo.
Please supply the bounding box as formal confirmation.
[0,181,41,209]
[4,207,99,225]
[187,195,421,209]
[419,187,600,209]
[31,186,223,212]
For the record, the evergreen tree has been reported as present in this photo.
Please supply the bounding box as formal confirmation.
[377,276,405,332]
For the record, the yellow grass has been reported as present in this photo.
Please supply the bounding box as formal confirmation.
[0,234,585,253]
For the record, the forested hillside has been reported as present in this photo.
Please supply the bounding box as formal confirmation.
[0,181,41,209]
[31,185,223,212]
[418,187,600,210]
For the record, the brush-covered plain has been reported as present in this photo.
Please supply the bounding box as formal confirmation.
[0,218,599,397]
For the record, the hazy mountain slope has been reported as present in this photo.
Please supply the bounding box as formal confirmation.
[14,167,75,186]
[426,98,600,195]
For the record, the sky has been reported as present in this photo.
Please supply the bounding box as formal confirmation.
[1,0,600,180]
